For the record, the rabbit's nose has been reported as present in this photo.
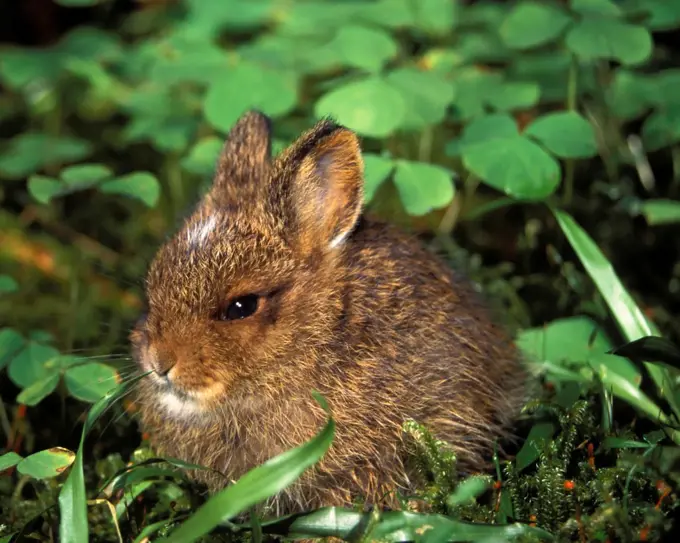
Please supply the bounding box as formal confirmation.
[149,347,177,378]
[155,359,176,378]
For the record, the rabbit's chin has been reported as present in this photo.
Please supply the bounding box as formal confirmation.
[158,389,206,421]
[150,376,226,424]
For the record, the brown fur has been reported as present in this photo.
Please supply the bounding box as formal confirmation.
[131,111,527,516]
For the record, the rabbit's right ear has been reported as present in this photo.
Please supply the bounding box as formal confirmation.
[277,119,364,253]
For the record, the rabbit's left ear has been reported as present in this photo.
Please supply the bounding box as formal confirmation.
[211,110,272,200]
[277,119,364,252]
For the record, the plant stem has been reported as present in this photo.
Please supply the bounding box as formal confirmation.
[436,174,478,236]
[563,56,579,206]
[0,395,11,443]
[418,127,434,163]
[671,145,680,197]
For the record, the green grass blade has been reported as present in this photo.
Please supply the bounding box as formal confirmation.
[58,373,147,543]
[554,210,680,430]
[158,394,335,543]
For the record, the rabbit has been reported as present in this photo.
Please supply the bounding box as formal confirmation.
[130,110,528,516]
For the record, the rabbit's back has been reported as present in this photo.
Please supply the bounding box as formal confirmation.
[318,217,525,476]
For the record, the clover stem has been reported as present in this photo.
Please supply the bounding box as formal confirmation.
[0,395,11,443]
[563,56,579,206]
[436,174,477,235]
[418,127,434,163]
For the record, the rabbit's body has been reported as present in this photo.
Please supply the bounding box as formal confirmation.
[132,112,526,515]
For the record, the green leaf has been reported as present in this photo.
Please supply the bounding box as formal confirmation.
[315,76,406,138]
[649,69,680,109]
[27,175,63,204]
[0,328,26,370]
[611,336,680,370]
[363,154,395,203]
[605,70,654,120]
[602,437,652,449]
[60,163,112,187]
[516,422,556,471]
[517,316,613,366]
[455,31,511,64]
[0,452,23,471]
[386,68,454,129]
[642,106,680,151]
[0,133,92,179]
[17,447,75,479]
[17,373,61,406]
[639,199,680,225]
[449,69,504,120]
[330,25,398,72]
[447,475,491,507]
[524,111,598,158]
[393,160,455,216]
[236,507,554,542]
[59,373,148,542]
[149,35,227,85]
[8,341,60,389]
[99,172,160,207]
[65,363,119,403]
[360,0,415,29]
[565,18,652,66]
[277,1,359,37]
[57,27,121,62]
[571,0,622,17]
[185,0,273,33]
[500,2,573,49]
[157,394,335,543]
[462,131,560,200]
[203,62,298,133]
[633,0,680,31]
[412,0,459,35]
[45,354,87,372]
[0,48,60,89]
[30,330,54,343]
[0,275,18,293]
[485,81,541,112]
[458,113,519,148]
[181,137,223,177]
[124,115,198,153]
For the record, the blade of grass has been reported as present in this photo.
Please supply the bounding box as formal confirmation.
[58,372,148,543]
[554,210,680,440]
[157,391,335,543]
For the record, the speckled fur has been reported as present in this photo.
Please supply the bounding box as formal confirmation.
[131,111,527,516]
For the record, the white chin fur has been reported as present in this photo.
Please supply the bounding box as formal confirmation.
[158,389,206,421]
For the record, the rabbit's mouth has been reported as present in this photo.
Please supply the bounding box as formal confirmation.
[152,375,226,422]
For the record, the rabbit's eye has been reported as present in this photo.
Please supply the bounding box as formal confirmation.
[220,294,260,321]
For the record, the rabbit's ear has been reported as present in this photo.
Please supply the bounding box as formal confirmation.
[279,119,364,251]
[212,110,272,196]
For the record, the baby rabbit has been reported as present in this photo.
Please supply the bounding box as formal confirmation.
[131,110,527,514]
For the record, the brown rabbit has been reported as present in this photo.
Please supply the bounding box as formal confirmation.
[131,110,527,515]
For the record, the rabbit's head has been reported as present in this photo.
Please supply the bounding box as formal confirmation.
[131,111,364,419]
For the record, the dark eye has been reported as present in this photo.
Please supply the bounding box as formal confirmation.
[219,294,260,321]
